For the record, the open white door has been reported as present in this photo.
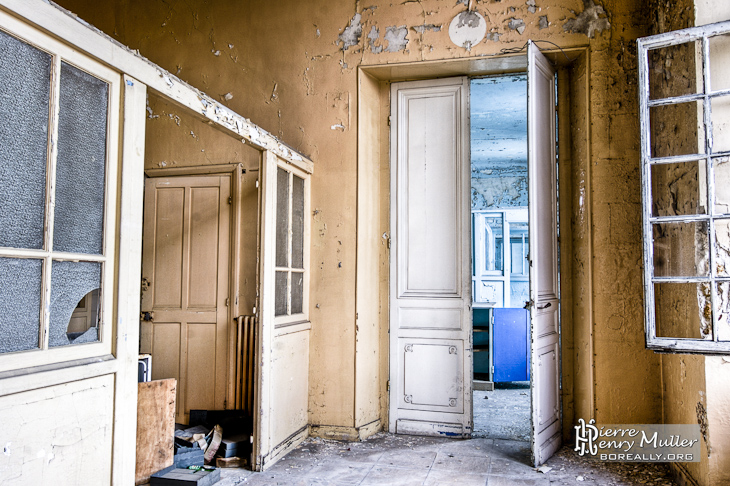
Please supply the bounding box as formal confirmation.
[527,42,562,465]
[253,151,312,471]
[389,77,472,437]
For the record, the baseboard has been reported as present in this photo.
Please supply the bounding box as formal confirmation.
[310,419,383,441]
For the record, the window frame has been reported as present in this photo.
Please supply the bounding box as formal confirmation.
[638,20,730,354]
[273,160,310,326]
[0,10,120,371]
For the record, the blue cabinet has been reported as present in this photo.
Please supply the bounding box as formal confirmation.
[492,308,530,382]
[472,307,530,383]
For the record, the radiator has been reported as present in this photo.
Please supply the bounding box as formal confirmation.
[235,315,256,414]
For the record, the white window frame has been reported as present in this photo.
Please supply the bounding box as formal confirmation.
[0,10,120,372]
[639,20,730,354]
[273,161,311,326]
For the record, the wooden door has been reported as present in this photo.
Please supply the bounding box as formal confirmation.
[141,174,231,424]
[527,42,562,465]
[389,77,473,437]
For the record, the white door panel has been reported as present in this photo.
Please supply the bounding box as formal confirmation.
[528,41,562,465]
[390,77,472,437]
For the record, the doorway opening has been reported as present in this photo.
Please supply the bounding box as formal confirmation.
[470,74,531,442]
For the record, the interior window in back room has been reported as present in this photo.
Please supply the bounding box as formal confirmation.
[471,74,531,441]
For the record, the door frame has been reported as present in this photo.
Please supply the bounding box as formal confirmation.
[143,163,245,412]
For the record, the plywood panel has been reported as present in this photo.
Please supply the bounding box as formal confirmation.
[188,186,220,308]
[153,187,185,308]
[135,379,176,485]
[186,323,217,411]
[0,375,114,486]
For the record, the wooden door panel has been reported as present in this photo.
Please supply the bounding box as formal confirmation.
[403,94,459,296]
[142,175,231,423]
[390,77,472,437]
[152,187,185,308]
[188,186,221,308]
[528,42,562,465]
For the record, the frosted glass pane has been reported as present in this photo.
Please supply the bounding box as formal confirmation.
[275,271,288,316]
[291,272,304,314]
[292,175,304,269]
[0,258,42,353]
[53,62,108,255]
[276,168,289,267]
[0,30,51,249]
[49,260,101,347]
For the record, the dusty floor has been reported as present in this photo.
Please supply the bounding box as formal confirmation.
[473,381,531,441]
[214,433,677,485]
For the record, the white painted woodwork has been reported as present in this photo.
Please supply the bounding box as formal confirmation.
[0,0,313,173]
[528,42,562,466]
[254,151,311,471]
[0,375,115,486]
[390,77,472,438]
[141,175,231,424]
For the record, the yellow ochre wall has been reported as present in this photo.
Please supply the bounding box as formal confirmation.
[53,0,730,473]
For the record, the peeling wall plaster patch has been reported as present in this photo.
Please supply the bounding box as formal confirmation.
[412,24,442,34]
[696,401,711,455]
[331,123,345,130]
[563,0,611,38]
[338,13,363,51]
[486,32,502,42]
[384,26,409,52]
[449,10,487,51]
[508,18,526,35]
[367,26,383,54]
[539,15,549,29]
[223,92,233,101]
[527,0,537,13]
[212,49,221,56]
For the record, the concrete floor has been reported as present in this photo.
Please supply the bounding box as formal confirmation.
[473,381,531,441]
[215,433,677,486]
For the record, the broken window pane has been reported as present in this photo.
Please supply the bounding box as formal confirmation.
[709,33,730,93]
[0,258,42,354]
[650,100,705,159]
[53,62,108,255]
[275,168,289,268]
[648,41,701,100]
[292,175,304,270]
[0,30,51,250]
[655,282,711,339]
[275,271,288,316]
[651,161,706,217]
[49,260,101,347]
[652,221,709,277]
[714,219,730,277]
[710,95,730,154]
[291,272,304,314]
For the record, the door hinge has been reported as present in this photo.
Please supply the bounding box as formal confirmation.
[491,365,495,374]
[228,196,232,204]
[524,299,534,309]
[387,380,390,391]
[141,311,154,322]
[388,115,392,126]
[225,297,230,307]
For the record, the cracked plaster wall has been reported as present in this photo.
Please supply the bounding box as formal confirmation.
[0,375,114,486]
[53,0,670,440]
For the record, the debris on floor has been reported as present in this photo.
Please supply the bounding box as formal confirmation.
[150,465,220,486]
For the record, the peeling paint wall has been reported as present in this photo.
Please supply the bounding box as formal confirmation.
[54,0,673,445]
